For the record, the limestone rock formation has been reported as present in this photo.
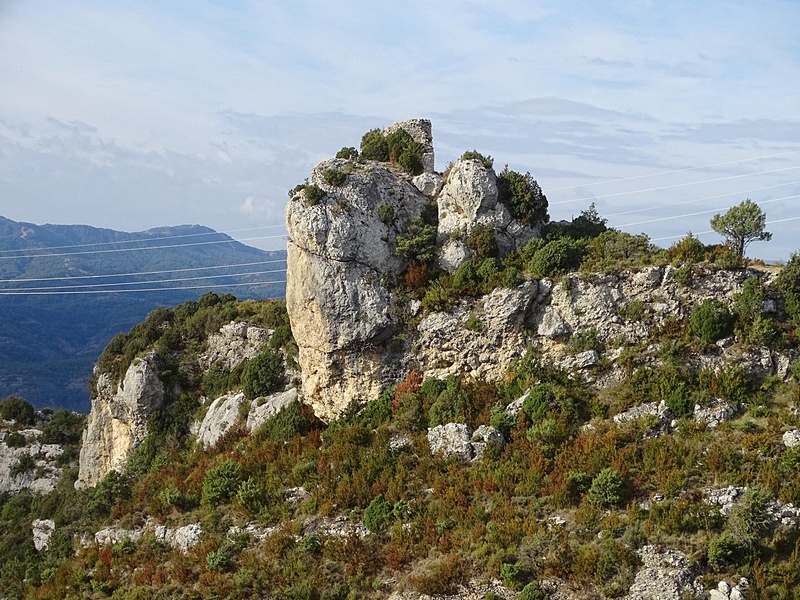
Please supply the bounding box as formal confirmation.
[76,353,165,488]
[0,429,63,495]
[196,392,247,448]
[383,118,435,173]
[286,132,432,419]
[32,519,56,552]
[427,423,504,462]
[624,545,703,599]
[435,157,539,269]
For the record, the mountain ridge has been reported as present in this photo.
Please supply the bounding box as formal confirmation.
[0,216,286,411]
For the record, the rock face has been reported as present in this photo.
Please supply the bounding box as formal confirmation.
[0,429,63,495]
[76,353,165,488]
[286,126,432,420]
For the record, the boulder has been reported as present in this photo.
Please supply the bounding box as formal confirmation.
[32,519,55,551]
[783,429,800,449]
[427,423,473,462]
[196,392,247,448]
[246,388,300,431]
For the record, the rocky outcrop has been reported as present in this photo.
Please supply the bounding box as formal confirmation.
[383,118,435,173]
[0,429,63,495]
[196,388,300,448]
[32,519,56,552]
[76,353,165,488]
[196,392,247,448]
[426,423,504,462]
[625,545,703,599]
[436,158,539,263]
[199,321,270,370]
[286,126,432,420]
[783,429,800,448]
[415,281,539,383]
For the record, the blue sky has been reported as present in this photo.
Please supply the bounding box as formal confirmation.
[1,1,799,259]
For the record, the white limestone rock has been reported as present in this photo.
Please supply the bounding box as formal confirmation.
[412,172,443,197]
[437,239,472,273]
[154,523,203,552]
[0,434,63,495]
[470,425,505,460]
[427,423,473,462]
[197,392,247,448]
[286,153,430,420]
[624,545,703,600]
[694,398,736,429]
[782,429,800,448]
[246,388,300,432]
[200,321,271,371]
[32,519,55,551]
[77,352,165,488]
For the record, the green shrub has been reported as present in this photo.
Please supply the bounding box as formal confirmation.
[566,327,602,355]
[518,581,548,600]
[497,167,549,226]
[528,238,584,278]
[361,129,390,161]
[4,431,25,448]
[421,281,454,312]
[255,400,316,442]
[690,299,733,343]
[202,459,241,505]
[466,223,498,260]
[708,533,739,568]
[386,129,423,173]
[396,217,438,265]
[241,348,284,400]
[548,203,607,241]
[11,453,35,476]
[363,494,393,533]
[523,386,556,423]
[500,562,527,591]
[40,409,84,445]
[322,168,347,186]
[336,146,358,160]
[587,468,624,507]
[304,184,325,206]
[460,150,494,169]
[206,544,235,572]
[378,204,395,226]
[0,396,35,425]
[664,381,693,418]
[669,233,706,263]
[582,230,653,271]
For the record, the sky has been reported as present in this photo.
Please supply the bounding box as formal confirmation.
[1,1,799,260]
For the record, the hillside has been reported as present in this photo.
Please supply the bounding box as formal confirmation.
[2,120,800,599]
[0,217,286,412]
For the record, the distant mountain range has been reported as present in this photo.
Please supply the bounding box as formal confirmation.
[0,216,286,412]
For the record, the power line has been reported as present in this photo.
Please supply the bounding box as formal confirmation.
[550,165,800,206]
[604,180,800,218]
[0,259,286,284]
[0,279,287,296]
[616,194,800,229]
[547,149,800,192]
[648,214,800,243]
[0,224,287,254]
[0,234,287,260]
[2,268,287,292]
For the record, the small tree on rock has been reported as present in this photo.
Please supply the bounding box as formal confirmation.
[710,199,772,257]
